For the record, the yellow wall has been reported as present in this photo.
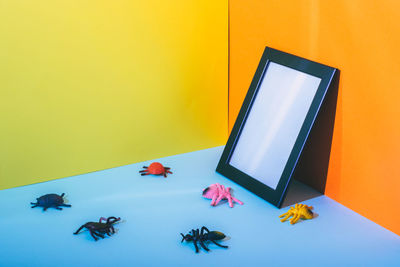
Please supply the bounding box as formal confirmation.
[0,1,228,190]
[230,0,400,235]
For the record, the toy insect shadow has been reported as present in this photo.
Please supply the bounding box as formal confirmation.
[216,46,340,208]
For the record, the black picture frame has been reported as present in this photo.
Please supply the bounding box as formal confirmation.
[216,46,338,208]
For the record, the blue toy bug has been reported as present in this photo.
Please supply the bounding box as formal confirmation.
[31,193,71,211]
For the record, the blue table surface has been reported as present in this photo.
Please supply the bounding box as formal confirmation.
[0,146,399,267]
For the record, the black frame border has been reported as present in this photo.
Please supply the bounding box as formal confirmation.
[216,46,338,208]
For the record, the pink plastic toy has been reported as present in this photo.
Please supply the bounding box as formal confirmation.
[202,183,243,208]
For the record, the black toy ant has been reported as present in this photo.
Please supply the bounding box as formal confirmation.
[74,216,121,241]
[180,226,228,253]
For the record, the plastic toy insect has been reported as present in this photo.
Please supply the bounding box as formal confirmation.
[279,203,314,224]
[139,162,172,177]
[73,216,121,241]
[180,226,228,253]
[202,183,243,208]
[30,193,71,211]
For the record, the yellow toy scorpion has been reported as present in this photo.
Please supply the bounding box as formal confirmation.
[279,203,314,224]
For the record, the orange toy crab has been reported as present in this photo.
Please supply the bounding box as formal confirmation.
[139,162,172,178]
[279,203,314,225]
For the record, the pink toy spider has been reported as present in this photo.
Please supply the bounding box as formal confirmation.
[202,183,243,208]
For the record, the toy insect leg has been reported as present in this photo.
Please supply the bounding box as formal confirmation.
[201,226,210,234]
[199,228,210,251]
[94,231,105,239]
[210,239,228,248]
[110,226,115,233]
[227,194,234,207]
[279,212,292,222]
[30,203,38,208]
[140,172,150,176]
[73,225,86,235]
[290,214,300,224]
[198,239,209,251]
[107,216,120,224]
[43,207,48,211]
[211,194,218,206]
[180,233,186,242]
[193,240,200,253]
[54,206,63,210]
[214,195,224,206]
[191,229,200,253]
[231,196,244,205]
[89,230,99,241]
[60,204,71,207]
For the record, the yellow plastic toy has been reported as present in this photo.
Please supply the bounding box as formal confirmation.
[279,204,314,224]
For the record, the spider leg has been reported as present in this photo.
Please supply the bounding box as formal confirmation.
[73,225,86,235]
[231,196,243,205]
[280,212,293,222]
[227,187,244,205]
[214,194,224,206]
[278,212,287,218]
[211,194,218,206]
[106,217,120,224]
[89,230,99,241]
[290,214,300,225]
[227,194,234,208]
[93,231,105,239]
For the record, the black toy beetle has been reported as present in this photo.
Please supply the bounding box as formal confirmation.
[74,216,121,241]
[31,193,71,211]
[181,226,228,253]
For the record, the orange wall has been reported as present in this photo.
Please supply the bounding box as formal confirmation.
[230,0,400,235]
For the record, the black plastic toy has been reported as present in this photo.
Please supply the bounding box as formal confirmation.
[31,193,71,211]
[180,226,228,253]
[74,216,121,241]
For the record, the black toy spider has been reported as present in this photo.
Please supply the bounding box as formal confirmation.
[73,216,121,241]
[31,193,71,211]
[180,226,228,253]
